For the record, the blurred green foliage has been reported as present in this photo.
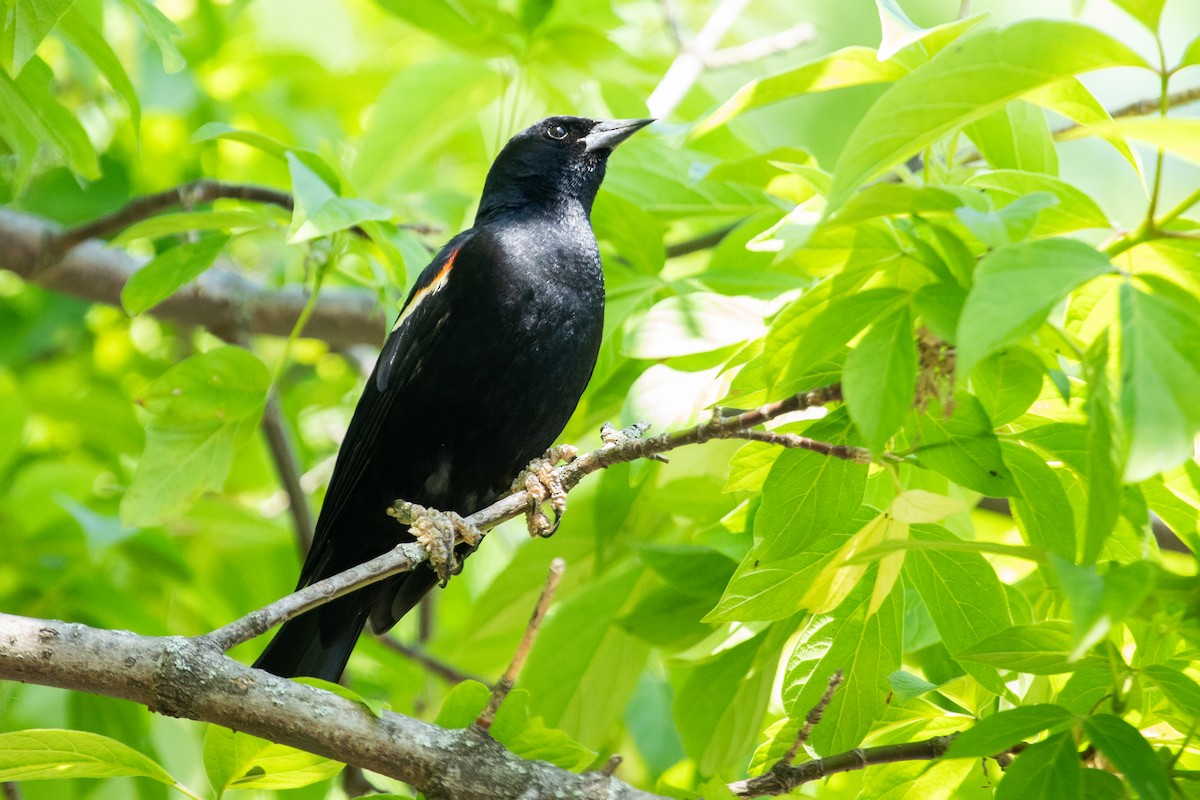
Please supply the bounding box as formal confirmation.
[2,0,1200,798]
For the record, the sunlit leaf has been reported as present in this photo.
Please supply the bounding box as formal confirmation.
[1082,715,1169,800]
[956,238,1113,377]
[287,153,391,243]
[828,20,1148,209]
[120,347,270,527]
[0,729,176,785]
[120,235,230,316]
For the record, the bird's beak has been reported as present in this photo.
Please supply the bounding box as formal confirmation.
[583,118,654,153]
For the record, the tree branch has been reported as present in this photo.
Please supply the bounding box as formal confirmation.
[703,23,817,70]
[199,384,845,654]
[52,180,297,251]
[475,559,564,731]
[374,634,482,685]
[729,735,958,797]
[648,0,750,118]
[261,392,315,555]
[0,209,388,347]
[0,613,664,800]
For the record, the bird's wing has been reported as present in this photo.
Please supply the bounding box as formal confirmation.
[298,229,478,586]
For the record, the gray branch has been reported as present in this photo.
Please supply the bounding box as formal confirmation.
[0,613,661,800]
[0,209,387,348]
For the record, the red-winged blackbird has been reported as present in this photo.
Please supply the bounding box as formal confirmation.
[254,116,652,681]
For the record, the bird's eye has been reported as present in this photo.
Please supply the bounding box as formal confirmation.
[546,124,568,140]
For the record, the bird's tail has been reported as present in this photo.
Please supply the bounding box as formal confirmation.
[252,592,370,682]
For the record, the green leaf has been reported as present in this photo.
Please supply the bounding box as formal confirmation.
[904,524,1014,693]
[490,689,597,771]
[1024,77,1139,174]
[0,55,99,179]
[192,122,342,191]
[959,621,1096,674]
[624,293,767,359]
[0,729,176,785]
[692,47,908,138]
[966,100,1058,175]
[120,347,270,527]
[1108,0,1166,31]
[947,704,1075,758]
[995,732,1081,800]
[826,184,980,229]
[287,153,391,243]
[1082,715,1169,800]
[956,238,1113,377]
[973,348,1044,426]
[349,57,501,192]
[1142,664,1200,719]
[1119,278,1200,482]
[58,6,141,131]
[1052,558,1155,659]
[1179,34,1200,70]
[520,567,648,747]
[914,281,967,341]
[955,192,1059,248]
[6,0,75,74]
[203,726,342,796]
[843,305,917,453]
[827,20,1148,209]
[120,0,184,72]
[120,235,230,316]
[435,680,491,728]
[783,580,903,754]
[724,440,781,493]
[1002,442,1076,561]
[914,393,1018,496]
[1084,339,1121,564]
[675,630,781,775]
[1064,118,1200,168]
[965,171,1111,238]
[752,419,870,558]
[781,286,910,381]
[708,430,870,622]
[636,544,738,599]
[113,210,272,244]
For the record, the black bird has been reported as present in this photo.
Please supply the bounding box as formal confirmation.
[254,116,652,681]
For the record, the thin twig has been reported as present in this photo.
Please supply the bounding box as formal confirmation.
[51,178,441,254]
[728,429,871,462]
[779,670,844,767]
[261,392,314,555]
[198,384,844,652]
[729,734,958,797]
[600,755,623,777]
[665,223,737,258]
[659,0,686,51]
[54,180,296,251]
[704,23,817,69]
[475,558,565,732]
[648,0,751,118]
[374,634,482,685]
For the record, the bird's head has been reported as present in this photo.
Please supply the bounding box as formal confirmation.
[476,116,652,223]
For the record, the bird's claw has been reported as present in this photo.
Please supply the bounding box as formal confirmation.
[599,421,668,462]
[512,445,577,538]
[389,501,482,586]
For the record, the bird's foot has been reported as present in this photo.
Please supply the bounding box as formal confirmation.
[600,421,668,463]
[512,444,578,538]
[388,501,483,586]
